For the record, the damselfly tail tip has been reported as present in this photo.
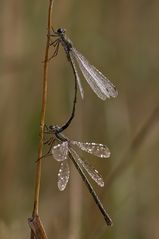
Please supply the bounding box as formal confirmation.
[105,216,113,226]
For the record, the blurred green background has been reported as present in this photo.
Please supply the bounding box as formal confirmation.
[1,0,159,238]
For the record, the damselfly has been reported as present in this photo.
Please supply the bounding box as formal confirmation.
[49,28,118,101]
[44,124,113,225]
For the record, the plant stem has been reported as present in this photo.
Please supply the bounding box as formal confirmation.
[30,0,54,238]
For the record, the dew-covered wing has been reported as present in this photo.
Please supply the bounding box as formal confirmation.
[71,141,110,158]
[52,141,68,161]
[58,161,70,191]
[70,148,104,187]
[72,48,118,100]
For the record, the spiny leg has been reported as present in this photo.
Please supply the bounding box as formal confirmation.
[49,38,59,47]
[43,137,53,145]
[48,41,60,61]
[37,137,55,162]
[42,40,60,63]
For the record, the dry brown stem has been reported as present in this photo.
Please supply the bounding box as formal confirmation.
[30,0,54,238]
[28,216,48,239]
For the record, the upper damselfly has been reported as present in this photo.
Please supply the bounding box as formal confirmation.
[43,124,113,226]
[49,28,118,101]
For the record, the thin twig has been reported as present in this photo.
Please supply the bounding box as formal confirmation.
[30,1,54,238]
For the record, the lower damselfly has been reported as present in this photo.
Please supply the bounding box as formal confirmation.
[43,124,113,226]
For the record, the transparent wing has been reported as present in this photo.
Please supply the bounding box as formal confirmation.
[71,141,110,158]
[72,47,118,100]
[70,148,104,187]
[52,141,68,161]
[69,52,84,99]
[58,161,70,191]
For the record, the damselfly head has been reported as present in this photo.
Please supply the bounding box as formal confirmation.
[49,125,60,132]
[57,28,66,35]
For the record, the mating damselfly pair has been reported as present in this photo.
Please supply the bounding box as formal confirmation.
[48,28,118,132]
[43,27,118,225]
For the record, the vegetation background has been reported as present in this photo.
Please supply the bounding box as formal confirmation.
[1,0,159,238]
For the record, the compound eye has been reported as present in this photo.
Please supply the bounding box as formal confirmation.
[57,28,65,34]
[57,28,62,33]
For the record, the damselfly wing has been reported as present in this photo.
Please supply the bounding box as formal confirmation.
[52,140,109,191]
[69,147,104,187]
[70,48,118,100]
[52,141,68,161]
[58,161,70,191]
[71,141,110,158]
